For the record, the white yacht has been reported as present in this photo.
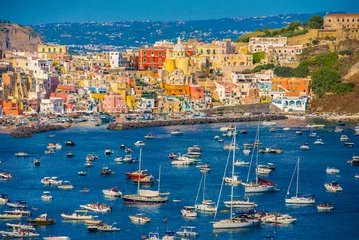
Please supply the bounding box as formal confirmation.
[285,158,315,204]
[58,181,74,190]
[61,212,93,220]
[41,191,53,201]
[176,226,199,237]
[262,213,297,224]
[171,130,183,136]
[102,187,122,197]
[324,181,343,192]
[326,167,340,174]
[340,135,349,142]
[129,213,151,224]
[256,165,272,175]
[300,143,310,151]
[224,196,257,208]
[181,206,198,218]
[314,139,324,145]
[194,173,217,213]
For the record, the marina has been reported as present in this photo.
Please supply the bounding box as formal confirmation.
[0,118,359,239]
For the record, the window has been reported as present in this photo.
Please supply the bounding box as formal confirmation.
[53,48,56,53]
[143,58,146,63]
[143,51,147,56]
[329,19,331,22]
[60,48,62,53]
[48,48,51,52]
[26,63,28,66]
[42,48,45,52]
[151,51,154,55]
[159,52,162,56]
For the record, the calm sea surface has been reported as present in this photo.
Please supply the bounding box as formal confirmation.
[0,117,358,240]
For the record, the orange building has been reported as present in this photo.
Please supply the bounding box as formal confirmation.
[163,84,190,96]
[2,101,23,116]
[271,77,311,96]
[189,85,205,101]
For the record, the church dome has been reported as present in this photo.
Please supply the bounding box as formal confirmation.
[173,38,186,52]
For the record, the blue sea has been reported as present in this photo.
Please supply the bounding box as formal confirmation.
[0,117,358,240]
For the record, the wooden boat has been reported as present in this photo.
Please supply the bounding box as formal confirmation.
[28,214,55,225]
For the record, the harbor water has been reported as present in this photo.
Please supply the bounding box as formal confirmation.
[0,117,358,239]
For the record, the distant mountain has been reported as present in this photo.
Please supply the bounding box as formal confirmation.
[0,23,44,52]
[32,13,326,50]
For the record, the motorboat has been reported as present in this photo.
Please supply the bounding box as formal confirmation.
[5,209,31,216]
[6,223,35,231]
[123,155,133,163]
[171,158,196,166]
[135,140,146,146]
[100,167,112,175]
[104,148,113,155]
[43,237,70,240]
[80,188,90,193]
[326,167,340,174]
[223,143,240,150]
[262,121,276,126]
[262,213,297,224]
[129,213,151,224]
[7,200,27,208]
[65,140,75,146]
[224,197,257,208]
[223,175,242,185]
[324,181,343,192]
[0,212,23,219]
[197,163,210,173]
[58,181,74,190]
[310,132,317,138]
[170,130,184,136]
[220,125,235,132]
[240,129,247,134]
[256,166,272,175]
[97,223,120,232]
[114,156,122,163]
[355,126,359,132]
[85,162,92,168]
[266,163,276,170]
[102,187,122,197]
[176,226,199,237]
[45,149,55,155]
[214,135,221,140]
[269,147,283,154]
[283,127,291,131]
[49,134,55,138]
[28,214,55,225]
[55,143,62,149]
[47,143,56,149]
[334,127,343,133]
[285,158,315,204]
[41,177,62,186]
[80,203,112,212]
[41,191,53,201]
[168,153,178,159]
[78,171,87,176]
[295,131,302,135]
[133,175,155,184]
[125,170,149,179]
[15,152,29,157]
[120,144,126,149]
[0,229,39,238]
[125,148,133,154]
[300,143,310,151]
[0,194,9,204]
[212,216,260,229]
[317,202,335,211]
[234,160,249,166]
[186,151,201,159]
[0,172,13,180]
[61,212,93,220]
[269,128,276,132]
[66,152,75,158]
[181,206,198,218]
[340,135,349,142]
[356,173,359,179]
[243,149,251,155]
[314,139,324,145]
[144,133,154,139]
[86,154,98,161]
[344,142,354,148]
[34,158,40,166]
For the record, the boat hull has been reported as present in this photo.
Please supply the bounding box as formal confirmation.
[243,184,276,193]
[213,219,260,229]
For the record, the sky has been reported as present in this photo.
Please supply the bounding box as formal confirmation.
[2,0,359,25]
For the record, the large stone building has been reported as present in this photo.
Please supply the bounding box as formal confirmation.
[248,37,287,53]
[324,13,359,30]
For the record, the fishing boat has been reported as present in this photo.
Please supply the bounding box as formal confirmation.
[80,203,112,212]
[181,206,198,218]
[6,223,35,231]
[64,140,75,147]
[262,213,297,224]
[324,181,343,192]
[0,172,12,180]
[129,213,151,223]
[224,196,257,208]
[28,214,55,225]
[262,121,276,126]
[0,229,39,238]
[176,226,199,237]
[114,156,122,163]
[0,212,23,219]
[135,140,145,146]
[7,200,27,208]
[144,133,154,139]
[15,152,29,157]
[171,130,183,136]
[66,152,74,158]
[104,148,113,155]
[133,175,155,184]
[340,135,349,142]
[234,160,249,166]
[85,162,92,168]
[285,158,315,204]
[61,212,93,220]
[0,194,9,204]
[194,173,217,213]
[44,149,55,155]
[125,169,149,179]
[317,202,335,211]
[122,150,168,204]
[314,139,324,145]
[102,187,122,197]
[58,181,74,190]
[41,191,53,201]
[326,167,340,174]
[34,158,40,166]
[86,154,98,161]
[300,143,310,151]
[78,171,87,176]
[100,167,111,175]
[344,142,354,148]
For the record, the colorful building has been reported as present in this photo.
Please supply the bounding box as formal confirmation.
[101,93,129,114]
[271,77,311,97]
[189,85,205,101]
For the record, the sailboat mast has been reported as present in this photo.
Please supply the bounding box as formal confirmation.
[296,158,300,197]
[138,148,142,193]
[255,122,260,185]
[203,172,206,202]
[158,165,161,193]
[230,127,236,220]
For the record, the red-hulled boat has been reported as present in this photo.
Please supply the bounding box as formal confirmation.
[125,170,149,179]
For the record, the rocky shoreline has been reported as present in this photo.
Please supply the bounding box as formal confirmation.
[106,114,287,131]
[10,124,71,138]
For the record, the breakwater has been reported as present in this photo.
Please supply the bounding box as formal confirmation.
[107,114,287,131]
[10,124,70,137]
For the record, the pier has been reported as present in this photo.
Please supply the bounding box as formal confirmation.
[10,124,71,138]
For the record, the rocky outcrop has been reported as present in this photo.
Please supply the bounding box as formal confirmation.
[0,23,44,52]
[10,124,70,138]
[107,114,287,131]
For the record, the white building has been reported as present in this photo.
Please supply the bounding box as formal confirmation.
[248,37,287,53]
[109,52,123,68]
[271,96,308,113]
[40,97,64,114]
[138,98,155,111]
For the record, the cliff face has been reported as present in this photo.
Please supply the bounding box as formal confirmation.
[0,23,44,52]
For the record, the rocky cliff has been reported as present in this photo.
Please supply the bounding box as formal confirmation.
[0,23,44,52]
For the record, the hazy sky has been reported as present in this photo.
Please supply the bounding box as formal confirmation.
[2,0,359,24]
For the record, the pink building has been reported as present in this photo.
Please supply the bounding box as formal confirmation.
[189,85,205,101]
[101,93,129,114]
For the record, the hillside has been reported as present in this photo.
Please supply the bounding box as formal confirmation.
[0,23,44,52]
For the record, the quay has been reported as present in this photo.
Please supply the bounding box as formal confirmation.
[10,123,71,138]
[106,114,287,131]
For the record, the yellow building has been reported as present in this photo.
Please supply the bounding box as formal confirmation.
[38,44,67,54]
[196,44,219,60]
[109,82,128,98]
[163,39,194,76]
[126,95,138,110]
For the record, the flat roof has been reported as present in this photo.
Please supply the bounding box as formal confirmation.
[327,13,359,17]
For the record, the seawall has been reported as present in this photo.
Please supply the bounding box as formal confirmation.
[107,114,287,131]
[10,124,71,138]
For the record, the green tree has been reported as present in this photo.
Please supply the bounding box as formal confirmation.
[274,66,293,77]
[307,15,323,29]
[252,51,266,64]
[264,26,270,31]
[287,20,301,31]
[311,67,341,97]
[293,65,309,78]
[255,28,262,32]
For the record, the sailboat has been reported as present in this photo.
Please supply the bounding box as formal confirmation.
[242,122,276,193]
[285,158,315,204]
[212,128,261,229]
[122,149,168,204]
[194,172,217,213]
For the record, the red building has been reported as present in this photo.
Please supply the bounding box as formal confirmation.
[189,85,205,101]
[138,47,196,70]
